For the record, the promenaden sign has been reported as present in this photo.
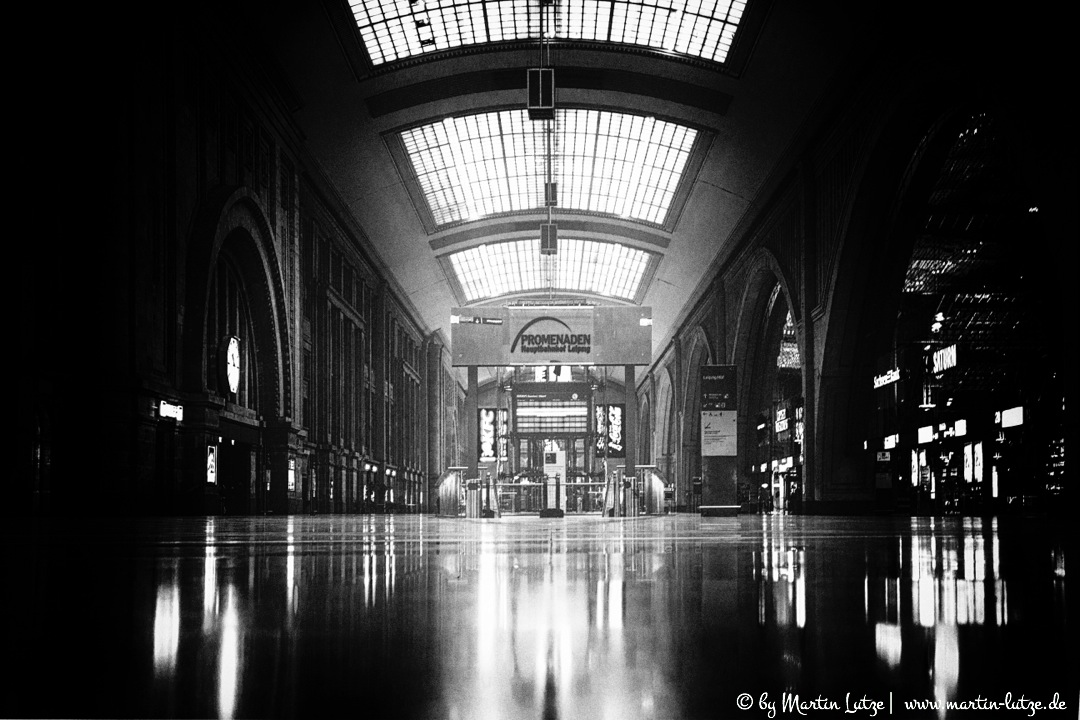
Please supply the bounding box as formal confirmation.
[510,316,592,355]
[451,306,652,366]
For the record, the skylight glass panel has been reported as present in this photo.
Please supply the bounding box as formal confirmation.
[401,108,697,227]
[351,0,746,66]
[447,238,652,302]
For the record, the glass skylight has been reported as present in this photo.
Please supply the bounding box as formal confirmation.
[351,0,745,66]
[401,108,697,226]
[447,238,653,302]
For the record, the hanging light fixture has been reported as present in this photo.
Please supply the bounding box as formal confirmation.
[529,0,559,302]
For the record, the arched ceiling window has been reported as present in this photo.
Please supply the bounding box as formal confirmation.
[400,108,698,228]
[351,0,747,66]
[442,237,658,302]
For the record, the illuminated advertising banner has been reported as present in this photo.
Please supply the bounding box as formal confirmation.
[206,445,218,484]
[594,403,626,458]
[478,408,510,464]
[451,306,652,366]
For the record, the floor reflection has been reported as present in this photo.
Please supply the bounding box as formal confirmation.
[8,514,1072,719]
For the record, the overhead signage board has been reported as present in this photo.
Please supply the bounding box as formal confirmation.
[699,367,734,410]
[451,306,652,366]
[701,365,738,457]
[700,365,737,411]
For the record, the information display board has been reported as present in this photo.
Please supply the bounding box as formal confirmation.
[700,365,737,457]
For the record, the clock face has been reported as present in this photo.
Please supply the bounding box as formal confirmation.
[226,337,241,394]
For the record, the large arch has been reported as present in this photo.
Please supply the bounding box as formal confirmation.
[678,325,712,506]
[814,108,962,506]
[184,187,293,417]
[179,187,298,513]
[730,249,803,493]
[813,62,1070,510]
[637,394,651,466]
[653,362,676,492]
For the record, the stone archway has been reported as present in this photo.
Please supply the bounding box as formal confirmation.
[731,249,804,503]
[679,326,712,507]
[637,395,651,465]
[813,101,979,508]
[818,100,1067,513]
[180,187,297,513]
[653,363,676,495]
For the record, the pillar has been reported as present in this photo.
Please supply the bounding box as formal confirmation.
[466,365,479,482]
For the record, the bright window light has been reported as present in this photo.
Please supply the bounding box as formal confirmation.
[351,0,746,66]
[401,108,697,227]
[447,238,653,302]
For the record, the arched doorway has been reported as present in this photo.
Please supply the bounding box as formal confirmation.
[180,188,298,515]
[865,109,1064,514]
[743,282,804,513]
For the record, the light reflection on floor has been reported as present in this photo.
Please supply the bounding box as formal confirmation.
[7,514,1072,719]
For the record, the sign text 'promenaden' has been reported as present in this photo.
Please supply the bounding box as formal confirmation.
[510,317,592,355]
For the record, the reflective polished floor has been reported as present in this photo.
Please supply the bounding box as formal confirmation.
[6,513,1073,719]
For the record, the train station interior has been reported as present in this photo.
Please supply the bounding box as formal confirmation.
[10,0,1073,718]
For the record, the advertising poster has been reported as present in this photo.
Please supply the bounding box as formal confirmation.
[206,445,218,485]
[594,403,626,458]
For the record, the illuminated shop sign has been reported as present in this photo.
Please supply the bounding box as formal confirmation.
[288,459,296,492]
[932,344,957,374]
[595,403,625,458]
[873,368,900,389]
[774,408,789,434]
[884,434,898,450]
[918,426,934,444]
[1000,406,1024,428]
[159,400,184,421]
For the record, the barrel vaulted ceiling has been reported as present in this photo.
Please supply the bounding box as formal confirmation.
[257,0,867,362]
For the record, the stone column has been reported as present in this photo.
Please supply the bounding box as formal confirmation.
[466,366,479,482]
